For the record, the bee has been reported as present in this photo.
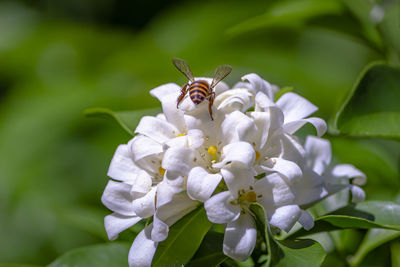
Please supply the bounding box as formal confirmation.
[173,58,232,120]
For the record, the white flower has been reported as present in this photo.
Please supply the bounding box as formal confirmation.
[303,136,366,203]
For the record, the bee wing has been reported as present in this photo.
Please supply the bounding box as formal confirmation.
[172,58,195,82]
[210,65,232,89]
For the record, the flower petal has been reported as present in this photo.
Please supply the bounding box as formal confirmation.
[213,142,255,169]
[304,136,331,176]
[132,187,156,218]
[254,91,276,111]
[101,180,135,216]
[242,73,274,100]
[276,92,318,122]
[329,164,366,185]
[104,213,141,241]
[223,213,257,262]
[135,116,179,143]
[261,158,302,183]
[215,88,253,113]
[131,135,164,162]
[221,163,255,198]
[107,144,141,182]
[162,146,195,176]
[350,185,366,203]
[150,83,181,101]
[152,194,198,241]
[205,191,241,224]
[187,167,222,202]
[219,111,257,145]
[298,210,314,230]
[269,205,301,232]
[129,224,157,267]
[258,173,295,207]
[283,117,327,137]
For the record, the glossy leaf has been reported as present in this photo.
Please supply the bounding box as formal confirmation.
[84,107,160,136]
[227,0,342,36]
[334,63,400,139]
[348,229,400,266]
[292,201,400,238]
[152,206,212,267]
[47,242,130,267]
[186,231,227,267]
[275,239,326,267]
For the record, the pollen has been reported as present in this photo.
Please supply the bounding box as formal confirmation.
[177,133,185,137]
[158,167,166,176]
[246,191,257,203]
[207,145,218,156]
[255,151,261,161]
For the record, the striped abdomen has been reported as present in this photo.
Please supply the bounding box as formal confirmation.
[189,80,210,105]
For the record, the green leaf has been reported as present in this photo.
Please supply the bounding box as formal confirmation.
[186,231,227,267]
[227,0,343,36]
[47,242,130,267]
[152,206,212,267]
[275,239,326,267]
[348,229,400,266]
[333,62,400,139]
[0,265,42,267]
[84,107,160,136]
[391,241,400,267]
[379,0,400,63]
[292,201,400,238]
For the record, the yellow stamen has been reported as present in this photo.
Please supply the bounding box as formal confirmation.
[177,133,185,137]
[246,191,257,202]
[158,167,166,176]
[207,145,218,156]
[255,151,261,161]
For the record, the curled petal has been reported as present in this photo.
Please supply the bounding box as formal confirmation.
[298,210,314,230]
[135,116,179,143]
[283,117,327,137]
[330,164,366,185]
[261,158,302,183]
[132,187,156,218]
[131,135,164,162]
[304,136,332,176]
[215,88,253,113]
[101,181,135,216]
[187,167,222,202]
[205,191,241,224]
[242,73,274,100]
[213,142,255,169]
[269,205,301,232]
[223,213,257,262]
[276,92,318,123]
[254,91,276,111]
[219,111,257,144]
[129,224,157,267]
[104,213,141,241]
[162,146,195,176]
[150,83,181,102]
[221,163,255,198]
[152,194,198,241]
[350,185,366,203]
[258,173,295,207]
[107,144,141,182]
[129,170,152,198]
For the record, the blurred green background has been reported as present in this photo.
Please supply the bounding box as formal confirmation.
[0,0,399,265]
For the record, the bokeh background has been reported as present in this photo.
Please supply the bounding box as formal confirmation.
[0,0,399,265]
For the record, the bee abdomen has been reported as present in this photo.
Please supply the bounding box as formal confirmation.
[189,80,209,105]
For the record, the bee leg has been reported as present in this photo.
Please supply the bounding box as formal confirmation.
[208,92,215,120]
[177,83,189,108]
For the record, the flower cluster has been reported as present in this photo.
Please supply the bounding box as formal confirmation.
[101,74,366,266]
